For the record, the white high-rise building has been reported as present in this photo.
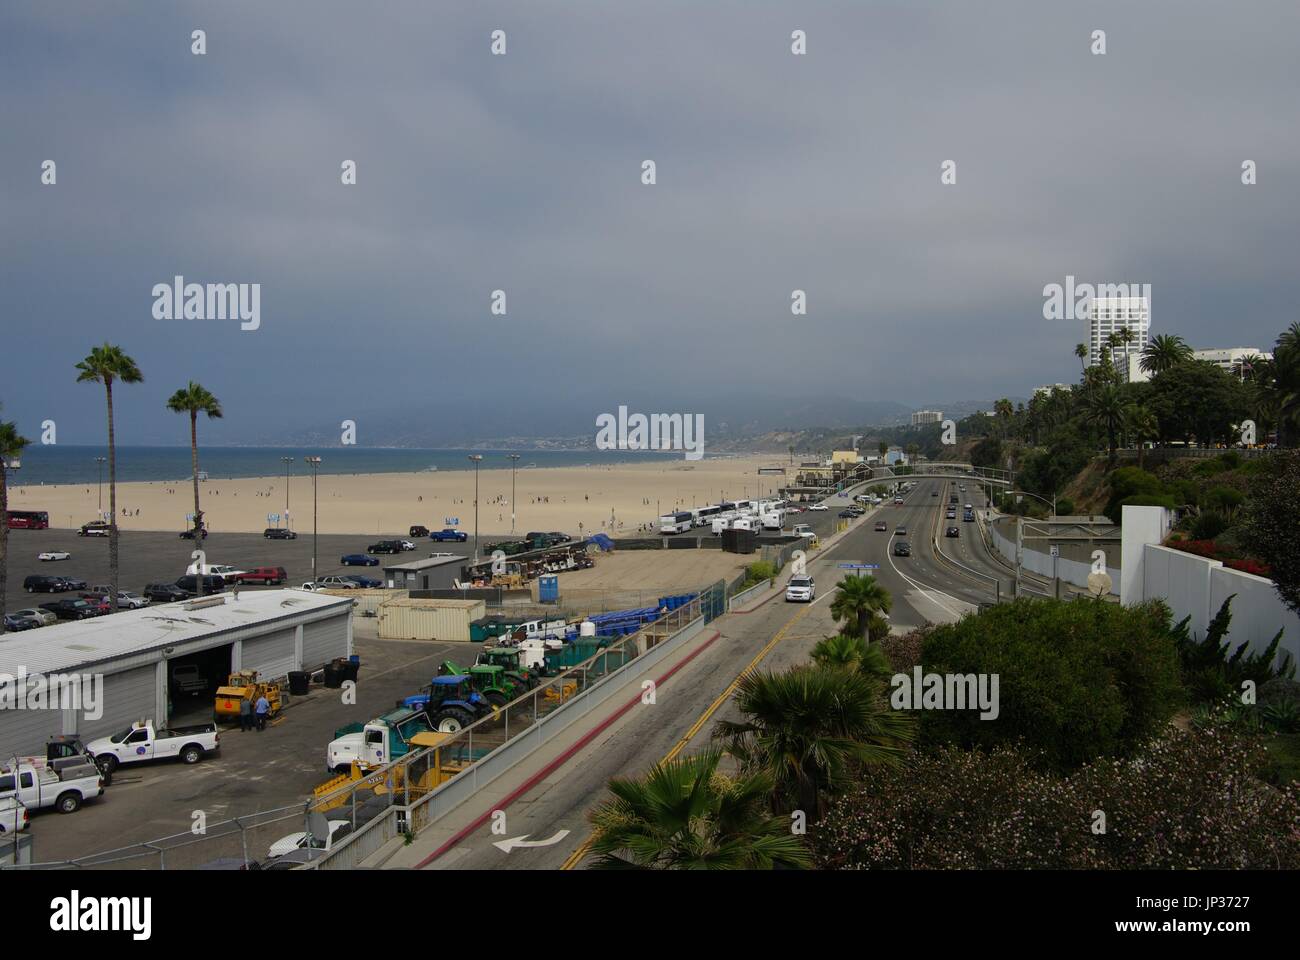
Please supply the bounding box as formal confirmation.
[1088,296,1150,382]
[911,409,943,428]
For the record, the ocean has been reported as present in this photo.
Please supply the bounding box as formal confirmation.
[10,446,685,486]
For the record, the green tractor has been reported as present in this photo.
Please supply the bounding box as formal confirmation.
[476,646,542,692]
[438,659,527,707]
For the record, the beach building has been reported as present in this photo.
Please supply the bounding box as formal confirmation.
[381,555,466,592]
[0,590,352,760]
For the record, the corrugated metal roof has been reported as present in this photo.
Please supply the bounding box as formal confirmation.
[378,597,481,609]
[0,590,351,675]
[383,555,466,572]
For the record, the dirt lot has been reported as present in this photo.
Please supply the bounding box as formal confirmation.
[532,548,752,612]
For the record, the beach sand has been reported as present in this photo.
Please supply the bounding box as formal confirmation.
[13,456,790,537]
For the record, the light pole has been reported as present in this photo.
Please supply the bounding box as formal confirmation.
[281,456,294,528]
[508,453,520,534]
[95,456,107,516]
[305,456,321,580]
[1009,489,1056,594]
[468,454,483,562]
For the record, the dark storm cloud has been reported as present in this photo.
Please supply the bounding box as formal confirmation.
[2,1,1297,443]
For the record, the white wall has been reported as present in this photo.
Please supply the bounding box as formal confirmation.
[1120,505,1171,603]
[1142,545,1217,641]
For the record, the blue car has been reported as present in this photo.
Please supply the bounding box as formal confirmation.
[340,554,380,566]
[344,574,382,588]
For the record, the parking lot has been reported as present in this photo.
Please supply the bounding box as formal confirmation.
[18,616,475,866]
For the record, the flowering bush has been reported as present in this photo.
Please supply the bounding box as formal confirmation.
[814,726,1300,869]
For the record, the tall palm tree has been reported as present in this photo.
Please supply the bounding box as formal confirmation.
[877,440,888,461]
[1125,403,1159,470]
[1139,334,1193,376]
[1085,384,1126,466]
[1074,343,1089,375]
[905,442,919,464]
[167,382,223,593]
[715,666,913,818]
[810,632,891,679]
[829,573,891,639]
[76,344,143,607]
[0,415,32,635]
[586,749,812,869]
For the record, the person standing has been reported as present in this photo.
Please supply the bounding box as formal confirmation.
[255,693,270,731]
[239,695,253,732]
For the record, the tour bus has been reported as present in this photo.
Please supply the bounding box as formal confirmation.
[659,511,694,535]
[693,504,725,528]
[5,510,50,530]
[731,499,756,517]
[761,509,785,531]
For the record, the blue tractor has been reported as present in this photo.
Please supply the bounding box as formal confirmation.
[401,675,493,732]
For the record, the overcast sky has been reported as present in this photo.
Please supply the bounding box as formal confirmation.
[3,1,1298,445]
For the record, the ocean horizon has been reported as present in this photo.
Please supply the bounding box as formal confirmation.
[10,445,704,486]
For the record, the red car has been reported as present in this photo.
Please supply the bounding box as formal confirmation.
[77,594,113,616]
[236,566,288,585]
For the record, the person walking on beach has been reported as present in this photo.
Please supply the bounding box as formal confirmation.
[254,693,270,731]
[239,696,253,732]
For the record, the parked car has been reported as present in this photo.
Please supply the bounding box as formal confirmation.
[114,590,150,609]
[11,606,57,626]
[409,525,430,538]
[343,574,382,588]
[144,582,189,603]
[367,540,404,555]
[837,510,855,519]
[3,613,40,631]
[78,594,113,616]
[174,574,226,596]
[264,527,297,540]
[785,575,815,602]
[170,664,209,696]
[430,528,468,542]
[78,520,111,537]
[23,575,69,594]
[807,504,828,512]
[312,576,361,589]
[59,576,88,591]
[39,598,98,620]
[266,818,352,860]
[946,526,960,538]
[38,551,71,562]
[178,527,209,539]
[341,554,380,566]
[893,540,911,557]
[236,566,288,585]
[791,524,815,539]
[185,562,246,583]
[85,720,220,773]
[399,539,417,551]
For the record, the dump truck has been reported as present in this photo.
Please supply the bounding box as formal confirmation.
[326,706,437,773]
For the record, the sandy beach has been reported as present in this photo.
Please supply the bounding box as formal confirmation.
[11,456,790,537]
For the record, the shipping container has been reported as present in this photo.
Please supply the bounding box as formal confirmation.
[376,597,485,642]
[317,588,405,617]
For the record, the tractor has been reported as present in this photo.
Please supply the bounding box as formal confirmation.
[437,659,528,706]
[475,646,542,693]
[403,675,494,732]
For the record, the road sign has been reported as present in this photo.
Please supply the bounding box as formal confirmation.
[838,563,879,570]
[1049,545,1059,558]
[267,513,280,524]
[445,517,460,526]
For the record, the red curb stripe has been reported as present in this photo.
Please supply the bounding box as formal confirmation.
[414,628,722,868]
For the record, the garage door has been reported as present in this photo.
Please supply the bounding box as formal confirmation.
[302,616,348,672]
[240,628,296,681]
[78,664,158,742]
[0,691,62,761]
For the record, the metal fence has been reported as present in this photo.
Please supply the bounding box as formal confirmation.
[9,803,307,871]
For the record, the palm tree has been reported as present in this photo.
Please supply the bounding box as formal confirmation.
[1125,404,1159,470]
[1139,334,1193,376]
[905,442,919,464]
[1085,384,1126,466]
[76,344,143,607]
[1074,343,1089,375]
[715,666,913,818]
[877,440,888,461]
[0,415,32,635]
[585,748,812,869]
[167,382,223,592]
[829,573,891,639]
[1273,321,1300,447]
[810,632,891,679]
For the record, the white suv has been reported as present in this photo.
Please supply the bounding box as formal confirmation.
[785,576,815,602]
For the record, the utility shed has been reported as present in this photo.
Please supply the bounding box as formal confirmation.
[376,597,484,642]
[382,555,466,591]
[0,590,352,759]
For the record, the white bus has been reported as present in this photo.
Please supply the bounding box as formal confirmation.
[659,511,693,535]
[694,504,725,528]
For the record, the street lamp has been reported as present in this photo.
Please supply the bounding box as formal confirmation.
[468,454,483,562]
[95,456,107,516]
[280,456,294,528]
[1008,489,1056,595]
[508,453,520,535]
[305,456,321,580]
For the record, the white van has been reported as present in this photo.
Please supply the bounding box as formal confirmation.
[731,516,759,532]
[761,511,784,530]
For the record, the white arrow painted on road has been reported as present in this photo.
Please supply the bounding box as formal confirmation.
[493,829,570,854]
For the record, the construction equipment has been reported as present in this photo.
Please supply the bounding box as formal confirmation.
[215,670,283,722]
[437,659,527,706]
[542,679,579,704]
[402,675,495,732]
[476,646,540,692]
[313,735,472,811]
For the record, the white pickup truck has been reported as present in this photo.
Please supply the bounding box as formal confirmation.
[0,760,104,814]
[0,796,31,833]
[85,720,221,773]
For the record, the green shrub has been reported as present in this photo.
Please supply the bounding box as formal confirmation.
[1054,497,1075,517]
[1190,510,1231,541]
[913,598,1184,771]
[742,560,777,588]
[1170,594,1296,704]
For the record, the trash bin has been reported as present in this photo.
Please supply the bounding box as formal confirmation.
[343,661,360,683]
[322,664,343,689]
[288,671,310,696]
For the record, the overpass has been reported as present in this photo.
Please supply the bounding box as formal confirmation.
[852,462,1012,486]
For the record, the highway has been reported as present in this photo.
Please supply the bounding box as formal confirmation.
[417,474,1038,871]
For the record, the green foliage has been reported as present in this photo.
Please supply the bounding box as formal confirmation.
[741,560,777,588]
[814,727,1300,869]
[1189,510,1231,541]
[1167,478,1200,507]
[1170,595,1296,704]
[829,574,891,639]
[1054,497,1075,517]
[1203,486,1245,515]
[1241,450,1300,616]
[1104,467,1166,521]
[969,436,1003,469]
[913,598,1184,771]
[587,748,812,869]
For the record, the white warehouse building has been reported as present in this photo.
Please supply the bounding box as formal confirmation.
[0,590,352,760]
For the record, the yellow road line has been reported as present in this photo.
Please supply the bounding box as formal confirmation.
[561,599,822,870]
